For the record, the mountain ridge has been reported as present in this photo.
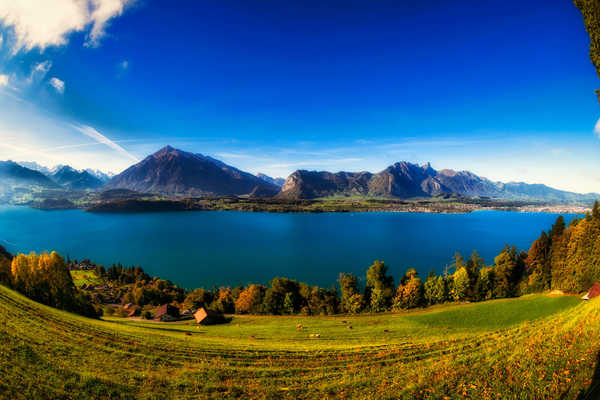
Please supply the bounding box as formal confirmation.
[278,162,599,202]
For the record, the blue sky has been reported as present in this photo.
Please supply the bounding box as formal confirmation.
[0,0,598,193]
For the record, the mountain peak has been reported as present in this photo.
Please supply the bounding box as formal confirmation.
[105,147,279,197]
[154,145,178,156]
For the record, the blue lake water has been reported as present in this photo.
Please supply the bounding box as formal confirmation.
[0,206,577,289]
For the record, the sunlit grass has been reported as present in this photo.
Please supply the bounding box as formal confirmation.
[0,284,596,399]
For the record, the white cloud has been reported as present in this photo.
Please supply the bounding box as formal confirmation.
[71,124,139,162]
[0,33,3,47]
[595,118,600,138]
[86,0,129,47]
[0,74,8,86]
[119,60,129,70]
[0,0,130,53]
[49,77,65,94]
[28,61,52,84]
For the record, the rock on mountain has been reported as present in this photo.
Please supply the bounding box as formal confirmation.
[279,162,599,202]
[50,166,104,190]
[256,173,285,187]
[0,161,59,189]
[279,170,373,198]
[104,146,280,197]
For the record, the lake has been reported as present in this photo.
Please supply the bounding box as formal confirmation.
[0,206,577,289]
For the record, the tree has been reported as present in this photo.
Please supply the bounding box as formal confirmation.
[465,250,485,299]
[393,269,424,309]
[452,267,470,301]
[263,277,301,315]
[593,200,600,220]
[365,260,395,312]
[493,246,526,298]
[475,267,495,301]
[574,0,600,101]
[283,293,295,315]
[549,216,566,238]
[525,231,551,292]
[235,284,266,314]
[9,251,99,317]
[424,271,446,305]
[183,288,213,311]
[338,273,363,313]
[211,287,235,314]
[0,249,12,286]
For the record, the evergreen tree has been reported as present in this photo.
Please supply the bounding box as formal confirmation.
[365,260,395,312]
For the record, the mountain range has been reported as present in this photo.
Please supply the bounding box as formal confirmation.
[278,162,599,202]
[1,146,598,203]
[50,166,104,190]
[0,161,59,190]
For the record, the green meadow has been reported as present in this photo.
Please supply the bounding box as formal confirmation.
[0,284,597,399]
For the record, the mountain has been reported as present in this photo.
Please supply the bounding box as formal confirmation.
[50,166,103,190]
[16,161,52,176]
[104,146,280,197]
[0,161,60,189]
[256,173,285,187]
[85,169,113,183]
[279,162,599,202]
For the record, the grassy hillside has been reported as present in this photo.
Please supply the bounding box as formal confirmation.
[0,285,598,399]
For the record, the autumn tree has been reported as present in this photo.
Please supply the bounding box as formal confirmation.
[452,267,470,301]
[10,251,99,317]
[393,269,424,309]
[210,287,235,314]
[235,284,267,314]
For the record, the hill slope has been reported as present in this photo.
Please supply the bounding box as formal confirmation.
[105,146,279,197]
[0,285,597,399]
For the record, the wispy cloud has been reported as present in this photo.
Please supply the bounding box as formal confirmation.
[0,141,62,163]
[0,0,131,53]
[0,75,8,87]
[71,124,139,162]
[48,77,65,94]
[216,152,254,159]
[595,118,600,139]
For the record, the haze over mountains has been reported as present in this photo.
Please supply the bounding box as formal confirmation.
[1,146,598,203]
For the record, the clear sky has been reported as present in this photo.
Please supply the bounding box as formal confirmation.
[0,1,598,193]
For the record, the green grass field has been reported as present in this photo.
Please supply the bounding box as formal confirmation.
[0,285,598,399]
[70,270,103,287]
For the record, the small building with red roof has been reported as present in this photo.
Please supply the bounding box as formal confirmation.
[582,282,600,300]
